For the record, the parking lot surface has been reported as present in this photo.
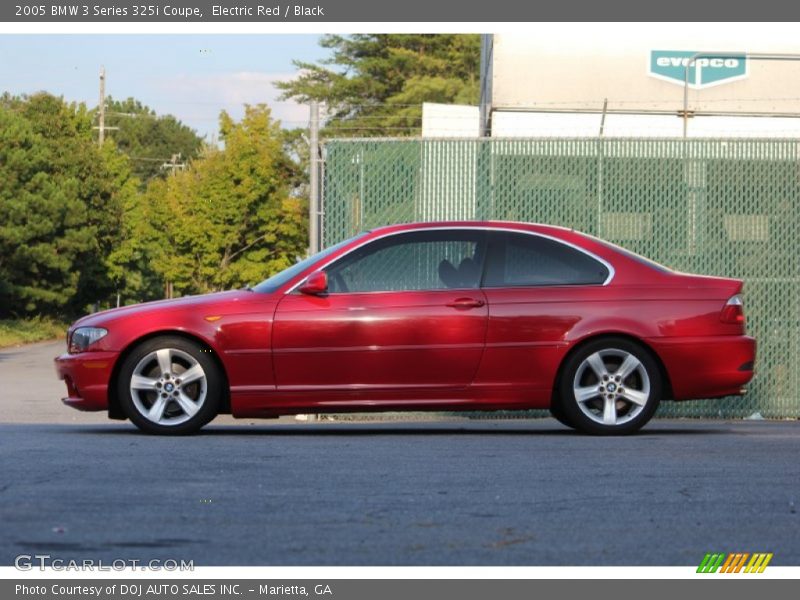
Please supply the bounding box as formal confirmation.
[1,341,798,565]
[1,419,799,565]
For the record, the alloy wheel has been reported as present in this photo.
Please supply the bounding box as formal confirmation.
[129,348,208,426]
[572,348,651,426]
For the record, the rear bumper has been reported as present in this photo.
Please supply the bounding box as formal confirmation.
[54,351,119,412]
[647,335,756,400]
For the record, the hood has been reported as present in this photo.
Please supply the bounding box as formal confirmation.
[71,289,260,329]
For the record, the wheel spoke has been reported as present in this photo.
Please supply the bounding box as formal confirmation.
[130,374,158,391]
[585,352,607,379]
[147,396,168,422]
[156,348,172,376]
[174,391,199,417]
[621,388,648,406]
[574,386,600,403]
[179,364,205,385]
[615,353,641,380]
[603,396,617,425]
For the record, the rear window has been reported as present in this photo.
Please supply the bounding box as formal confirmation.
[590,236,673,274]
[484,232,609,287]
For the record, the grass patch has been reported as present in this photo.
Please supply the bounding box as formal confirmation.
[0,317,67,348]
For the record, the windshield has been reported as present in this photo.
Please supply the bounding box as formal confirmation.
[252,233,368,293]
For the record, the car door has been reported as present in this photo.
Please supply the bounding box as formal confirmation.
[474,230,612,391]
[272,229,489,393]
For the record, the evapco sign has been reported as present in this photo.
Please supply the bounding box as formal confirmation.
[649,50,748,88]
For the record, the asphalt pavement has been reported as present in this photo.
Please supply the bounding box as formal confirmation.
[0,341,239,425]
[1,341,799,566]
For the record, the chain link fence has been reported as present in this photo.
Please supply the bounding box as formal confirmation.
[321,138,800,418]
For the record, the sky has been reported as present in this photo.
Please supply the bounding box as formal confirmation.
[0,34,327,140]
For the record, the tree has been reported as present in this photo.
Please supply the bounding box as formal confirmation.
[0,93,138,317]
[109,105,307,299]
[277,34,481,136]
[104,97,203,184]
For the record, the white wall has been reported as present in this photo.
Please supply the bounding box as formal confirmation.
[491,111,800,138]
[492,25,800,116]
[421,102,480,138]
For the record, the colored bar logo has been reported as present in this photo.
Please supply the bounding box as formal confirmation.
[697,552,773,573]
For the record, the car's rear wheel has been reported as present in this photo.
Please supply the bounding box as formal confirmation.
[557,337,661,435]
[118,336,221,435]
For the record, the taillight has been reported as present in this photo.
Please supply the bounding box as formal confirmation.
[720,294,745,325]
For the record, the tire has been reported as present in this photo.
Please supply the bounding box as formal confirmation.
[549,397,576,429]
[117,336,222,435]
[555,337,662,435]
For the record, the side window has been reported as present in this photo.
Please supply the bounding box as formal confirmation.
[326,230,486,293]
[484,232,609,287]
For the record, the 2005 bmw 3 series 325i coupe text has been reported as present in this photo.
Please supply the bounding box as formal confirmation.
[55,221,756,435]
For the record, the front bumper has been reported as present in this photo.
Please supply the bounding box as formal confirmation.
[647,335,756,400]
[54,351,119,411]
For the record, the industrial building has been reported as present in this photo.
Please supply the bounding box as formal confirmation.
[423,25,800,138]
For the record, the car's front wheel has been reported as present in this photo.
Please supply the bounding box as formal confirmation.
[118,336,222,435]
[556,337,662,435]
[549,397,576,429]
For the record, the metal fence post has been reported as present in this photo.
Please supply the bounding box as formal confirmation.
[309,101,321,255]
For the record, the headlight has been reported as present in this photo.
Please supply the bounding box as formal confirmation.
[68,327,108,354]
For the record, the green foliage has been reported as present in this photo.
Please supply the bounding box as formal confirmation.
[0,316,66,348]
[281,127,310,195]
[277,34,481,136]
[109,105,307,298]
[0,93,137,318]
[104,97,203,184]
[1,91,307,317]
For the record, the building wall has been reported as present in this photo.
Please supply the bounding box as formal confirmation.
[421,102,479,137]
[492,25,800,115]
[490,111,800,138]
[488,25,800,137]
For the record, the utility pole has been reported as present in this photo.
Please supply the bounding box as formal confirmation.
[161,153,186,174]
[93,66,118,145]
[308,101,320,255]
[97,66,106,145]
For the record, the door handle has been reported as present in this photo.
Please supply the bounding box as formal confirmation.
[446,297,485,309]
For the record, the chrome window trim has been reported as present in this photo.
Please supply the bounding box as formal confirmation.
[284,226,616,295]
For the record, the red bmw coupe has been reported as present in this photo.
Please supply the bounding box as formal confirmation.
[55,221,755,435]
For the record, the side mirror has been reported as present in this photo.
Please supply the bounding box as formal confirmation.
[299,270,328,295]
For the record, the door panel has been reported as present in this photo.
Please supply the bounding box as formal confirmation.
[273,228,490,393]
[475,287,583,390]
[273,290,488,390]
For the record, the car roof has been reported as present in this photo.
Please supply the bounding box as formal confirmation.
[358,221,665,286]
[366,221,577,238]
